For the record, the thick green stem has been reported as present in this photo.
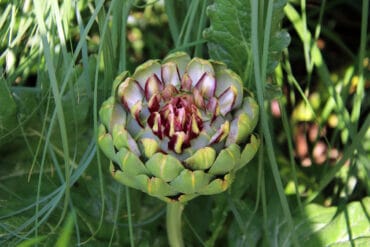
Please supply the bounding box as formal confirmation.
[166,202,184,247]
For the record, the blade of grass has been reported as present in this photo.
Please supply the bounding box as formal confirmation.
[92,0,120,243]
[284,3,354,142]
[95,0,118,94]
[194,0,208,57]
[305,0,326,88]
[0,5,11,32]
[305,115,370,203]
[75,1,92,100]
[74,2,106,244]
[258,139,268,243]
[175,0,194,48]
[118,0,134,72]
[51,0,69,66]
[58,0,105,97]
[0,140,96,244]
[25,1,104,241]
[253,132,263,214]
[61,0,72,37]
[111,1,121,69]
[250,0,298,245]
[169,40,207,53]
[281,49,324,125]
[0,139,96,223]
[55,213,74,247]
[276,63,303,211]
[89,0,119,243]
[181,0,199,51]
[125,187,135,247]
[351,0,368,130]
[299,0,311,73]
[33,0,71,239]
[108,185,122,246]
[32,3,106,228]
[16,236,47,247]
[164,0,180,45]
[90,0,135,244]
[27,91,51,182]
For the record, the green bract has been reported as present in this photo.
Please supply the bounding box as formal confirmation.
[98,52,259,202]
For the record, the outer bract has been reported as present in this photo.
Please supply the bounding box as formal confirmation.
[98,52,259,202]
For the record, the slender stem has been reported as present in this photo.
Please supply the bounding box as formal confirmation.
[126,187,135,247]
[166,202,184,247]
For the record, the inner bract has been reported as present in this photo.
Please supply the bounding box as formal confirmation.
[148,94,203,153]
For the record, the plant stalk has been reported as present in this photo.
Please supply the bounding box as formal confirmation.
[166,202,184,247]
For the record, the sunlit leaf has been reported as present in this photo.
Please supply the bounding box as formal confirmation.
[272,197,370,246]
[294,198,370,246]
[204,0,290,83]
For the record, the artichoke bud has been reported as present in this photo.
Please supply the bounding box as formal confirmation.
[98,52,259,203]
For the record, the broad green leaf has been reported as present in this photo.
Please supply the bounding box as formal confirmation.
[204,0,290,82]
[294,198,370,246]
[271,197,370,246]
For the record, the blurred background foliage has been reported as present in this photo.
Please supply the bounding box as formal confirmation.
[0,0,369,246]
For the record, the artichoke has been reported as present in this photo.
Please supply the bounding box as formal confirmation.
[98,52,259,203]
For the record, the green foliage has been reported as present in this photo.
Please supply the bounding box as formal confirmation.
[55,214,74,247]
[0,80,17,143]
[293,197,370,246]
[204,0,290,84]
[0,0,369,246]
[17,236,47,247]
[227,196,370,246]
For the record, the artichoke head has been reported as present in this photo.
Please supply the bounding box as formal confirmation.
[98,52,259,203]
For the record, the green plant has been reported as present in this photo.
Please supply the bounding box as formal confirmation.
[98,52,259,246]
[1,0,369,246]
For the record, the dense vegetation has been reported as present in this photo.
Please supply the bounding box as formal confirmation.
[0,0,369,246]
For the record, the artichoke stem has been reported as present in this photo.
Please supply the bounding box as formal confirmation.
[166,202,185,247]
